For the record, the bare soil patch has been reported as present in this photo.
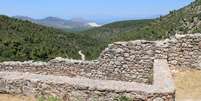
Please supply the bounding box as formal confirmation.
[0,94,35,101]
[173,68,201,101]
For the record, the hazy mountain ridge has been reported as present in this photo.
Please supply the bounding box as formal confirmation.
[13,16,101,32]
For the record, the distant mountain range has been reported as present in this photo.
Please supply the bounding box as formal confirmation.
[13,16,101,31]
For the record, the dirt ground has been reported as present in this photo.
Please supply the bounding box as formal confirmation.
[0,69,200,101]
[173,68,201,101]
[0,94,35,101]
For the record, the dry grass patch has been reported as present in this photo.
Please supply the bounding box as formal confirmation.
[174,69,201,101]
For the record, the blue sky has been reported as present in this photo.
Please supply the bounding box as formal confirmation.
[0,0,194,23]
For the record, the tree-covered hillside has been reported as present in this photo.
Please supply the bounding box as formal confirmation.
[0,15,102,61]
[82,0,201,42]
[78,0,201,59]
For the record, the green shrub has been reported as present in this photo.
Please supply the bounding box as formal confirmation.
[114,96,132,101]
[37,96,61,101]
[37,96,45,101]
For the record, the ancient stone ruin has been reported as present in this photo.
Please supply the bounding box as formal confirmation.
[0,33,200,101]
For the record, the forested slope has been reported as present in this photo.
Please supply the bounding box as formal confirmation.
[0,15,101,61]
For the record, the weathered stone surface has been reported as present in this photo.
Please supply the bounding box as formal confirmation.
[165,33,201,69]
[0,59,174,101]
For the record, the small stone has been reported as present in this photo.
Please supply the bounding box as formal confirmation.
[115,48,124,53]
[199,41,201,49]
[153,97,164,101]
[124,53,130,57]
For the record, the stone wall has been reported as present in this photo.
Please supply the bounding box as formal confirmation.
[0,60,175,101]
[155,33,201,69]
[97,41,154,83]
[0,40,156,84]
